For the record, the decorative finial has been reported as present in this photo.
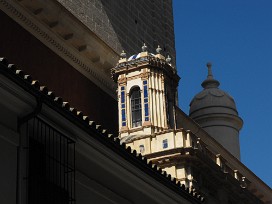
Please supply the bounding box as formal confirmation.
[206,62,213,79]
[120,50,126,58]
[156,45,162,54]
[166,55,171,64]
[142,43,147,52]
[201,62,220,88]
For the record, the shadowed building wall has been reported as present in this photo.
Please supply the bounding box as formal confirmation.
[56,0,176,64]
[0,10,118,134]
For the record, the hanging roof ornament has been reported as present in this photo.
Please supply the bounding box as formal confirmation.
[156,45,162,54]
[142,43,148,52]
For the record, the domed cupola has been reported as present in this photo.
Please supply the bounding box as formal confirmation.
[189,63,243,159]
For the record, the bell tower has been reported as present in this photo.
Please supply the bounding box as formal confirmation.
[112,44,180,142]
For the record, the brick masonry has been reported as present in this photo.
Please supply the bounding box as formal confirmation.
[57,0,176,65]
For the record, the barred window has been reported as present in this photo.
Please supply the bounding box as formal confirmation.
[130,87,142,128]
[26,117,75,204]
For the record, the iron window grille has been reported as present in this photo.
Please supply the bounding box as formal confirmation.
[24,117,75,204]
[130,87,142,128]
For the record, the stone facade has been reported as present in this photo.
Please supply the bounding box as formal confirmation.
[57,0,176,64]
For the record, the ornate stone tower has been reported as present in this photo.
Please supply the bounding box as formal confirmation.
[112,51,270,204]
[189,63,243,159]
[111,44,195,188]
[112,44,180,142]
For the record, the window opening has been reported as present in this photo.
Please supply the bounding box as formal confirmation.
[131,87,142,127]
[25,117,75,204]
[163,139,168,149]
[120,86,126,126]
[143,80,149,121]
[139,145,145,154]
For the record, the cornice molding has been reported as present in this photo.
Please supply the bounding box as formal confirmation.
[0,0,118,98]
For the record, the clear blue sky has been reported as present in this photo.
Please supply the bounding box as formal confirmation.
[173,0,272,188]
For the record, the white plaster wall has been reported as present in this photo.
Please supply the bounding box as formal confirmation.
[176,165,186,180]
[133,137,152,155]
[175,131,184,148]
[152,132,174,152]
[164,166,176,178]
[133,139,142,153]
[142,127,152,135]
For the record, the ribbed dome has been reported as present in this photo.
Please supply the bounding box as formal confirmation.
[189,63,243,159]
[189,63,239,118]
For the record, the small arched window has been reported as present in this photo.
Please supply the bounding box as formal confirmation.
[130,87,142,128]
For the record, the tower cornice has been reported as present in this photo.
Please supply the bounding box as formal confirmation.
[112,55,180,84]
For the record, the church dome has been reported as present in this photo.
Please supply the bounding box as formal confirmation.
[189,63,243,159]
[189,63,239,118]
